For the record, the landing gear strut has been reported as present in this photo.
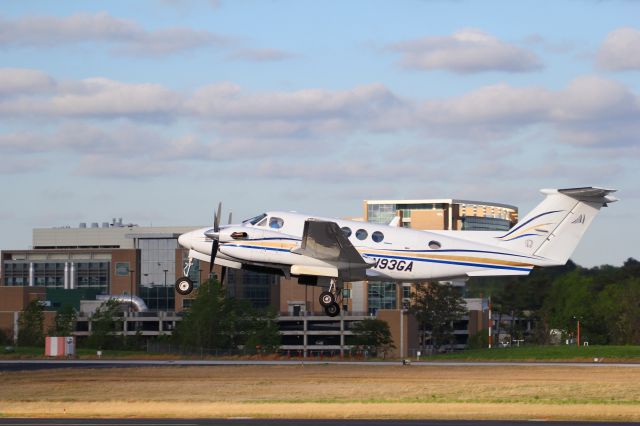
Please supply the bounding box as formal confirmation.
[319,278,342,317]
[175,257,195,296]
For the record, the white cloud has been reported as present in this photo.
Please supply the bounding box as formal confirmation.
[0,12,293,59]
[389,29,542,73]
[416,76,640,147]
[0,74,182,119]
[597,27,640,71]
[0,68,55,96]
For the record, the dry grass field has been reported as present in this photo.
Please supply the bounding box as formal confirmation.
[1,364,640,420]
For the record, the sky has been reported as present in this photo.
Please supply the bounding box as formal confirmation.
[1,0,639,267]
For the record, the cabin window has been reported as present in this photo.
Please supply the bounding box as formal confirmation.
[428,240,442,249]
[269,217,284,229]
[372,231,384,243]
[356,229,368,240]
[341,227,352,238]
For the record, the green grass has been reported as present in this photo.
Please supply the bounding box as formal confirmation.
[0,346,150,359]
[426,345,640,361]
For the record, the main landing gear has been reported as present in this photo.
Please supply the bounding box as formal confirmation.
[175,257,195,296]
[319,278,342,317]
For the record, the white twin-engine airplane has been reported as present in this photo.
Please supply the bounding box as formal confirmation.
[176,187,617,317]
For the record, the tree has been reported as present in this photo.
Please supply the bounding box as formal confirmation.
[350,318,395,358]
[49,306,77,337]
[410,282,466,353]
[173,279,281,353]
[17,299,44,346]
[86,299,123,350]
[243,307,281,354]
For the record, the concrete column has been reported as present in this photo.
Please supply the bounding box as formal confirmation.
[28,262,34,287]
[70,262,75,289]
[64,262,69,290]
[340,318,345,357]
[13,312,19,343]
[303,317,308,358]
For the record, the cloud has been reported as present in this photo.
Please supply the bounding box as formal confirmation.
[388,29,542,73]
[0,12,294,60]
[597,27,640,71]
[416,75,640,147]
[0,68,55,96]
[0,74,182,119]
[1,69,638,183]
[187,82,409,137]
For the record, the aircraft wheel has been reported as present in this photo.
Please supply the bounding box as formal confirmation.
[325,302,340,317]
[319,291,335,307]
[175,277,194,295]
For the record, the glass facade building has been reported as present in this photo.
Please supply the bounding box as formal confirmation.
[367,282,397,315]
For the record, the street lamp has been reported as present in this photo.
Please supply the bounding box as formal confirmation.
[163,269,168,311]
[129,268,135,315]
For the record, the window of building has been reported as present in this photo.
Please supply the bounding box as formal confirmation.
[368,282,397,314]
[356,229,368,240]
[402,284,412,299]
[371,231,384,243]
[269,217,284,229]
[341,227,352,238]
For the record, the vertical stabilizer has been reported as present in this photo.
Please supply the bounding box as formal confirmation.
[494,187,617,264]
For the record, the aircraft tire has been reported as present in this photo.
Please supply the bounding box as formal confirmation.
[325,302,340,317]
[319,291,335,307]
[175,277,194,295]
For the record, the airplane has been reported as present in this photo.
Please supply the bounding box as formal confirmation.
[175,187,617,317]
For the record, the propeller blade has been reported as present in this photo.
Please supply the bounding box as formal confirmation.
[228,212,233,225]
[220,266,227,285]
[214,202,222,232]
[209,239,219,273]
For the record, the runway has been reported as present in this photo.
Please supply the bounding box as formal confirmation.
[1,359,639,371]
[0,420,638,426]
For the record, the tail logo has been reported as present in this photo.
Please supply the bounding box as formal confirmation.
[571,214,585,224]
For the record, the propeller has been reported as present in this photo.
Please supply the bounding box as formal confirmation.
[209,202,222,274]
[228,212,233,225]
[220,266,227,286]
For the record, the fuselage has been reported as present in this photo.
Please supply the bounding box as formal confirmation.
[178,211,550,282]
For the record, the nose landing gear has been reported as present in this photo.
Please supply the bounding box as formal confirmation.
[175,257,195,296]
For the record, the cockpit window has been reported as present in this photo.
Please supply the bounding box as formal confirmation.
[243,213,267,225]
[269,217,284,229]
[256,217,267,227]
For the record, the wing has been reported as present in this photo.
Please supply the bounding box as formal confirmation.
[293,219,371,279]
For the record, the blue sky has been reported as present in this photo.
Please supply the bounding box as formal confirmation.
[1,0,639,267]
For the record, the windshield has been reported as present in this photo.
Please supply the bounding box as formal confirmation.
[242,213,267,225]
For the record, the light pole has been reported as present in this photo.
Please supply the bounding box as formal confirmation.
[129,268,135,315]
[573,316,581,347]
[163,269,168,311]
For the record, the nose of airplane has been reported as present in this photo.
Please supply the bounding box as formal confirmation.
[178,232,190,249]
